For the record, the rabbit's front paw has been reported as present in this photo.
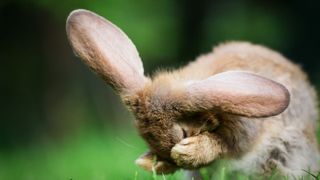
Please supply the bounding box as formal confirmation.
[171,134,219,169]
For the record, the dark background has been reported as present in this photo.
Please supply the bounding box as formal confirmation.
[0,0,319,178]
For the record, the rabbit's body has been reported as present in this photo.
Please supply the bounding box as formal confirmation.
[66,10,319,178]
[137,42,319,176]
[190,42,319,176]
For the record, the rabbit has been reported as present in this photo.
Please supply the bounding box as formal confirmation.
[66,9,319,178]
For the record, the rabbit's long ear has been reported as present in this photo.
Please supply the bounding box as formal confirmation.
[66,9,146,94]
[183,71,290,117]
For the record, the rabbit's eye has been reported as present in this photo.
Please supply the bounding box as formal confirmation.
[182,128,187,138]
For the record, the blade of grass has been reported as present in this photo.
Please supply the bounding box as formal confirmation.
[152,165,157,180]
[134,171,138,180]
[162,173,166,180]
[220,167,226,180]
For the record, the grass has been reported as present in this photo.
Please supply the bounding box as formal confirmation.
[0,128,318,180]
[0,129,185,180]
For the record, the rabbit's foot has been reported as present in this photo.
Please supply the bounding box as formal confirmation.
[171,133,223,169]
[135,151,178,174]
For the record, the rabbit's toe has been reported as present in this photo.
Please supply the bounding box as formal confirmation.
[135,151,178,174]
[154,161,178,174]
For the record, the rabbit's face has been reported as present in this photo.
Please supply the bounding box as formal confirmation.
[124,82,220,160]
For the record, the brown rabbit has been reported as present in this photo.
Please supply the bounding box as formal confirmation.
[66,9,319,178]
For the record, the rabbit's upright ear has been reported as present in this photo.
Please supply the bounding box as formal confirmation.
[183,71,290,117]
[66,9,146,95]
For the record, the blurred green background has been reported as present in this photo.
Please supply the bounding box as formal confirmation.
[1,0,319,179]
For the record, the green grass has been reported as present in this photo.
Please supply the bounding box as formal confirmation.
[0,129,185,180]
[0,128,318,180]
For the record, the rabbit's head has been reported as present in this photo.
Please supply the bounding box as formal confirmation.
[66,9,290,165]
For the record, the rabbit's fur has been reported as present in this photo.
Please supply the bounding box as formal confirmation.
[66,9,319,178]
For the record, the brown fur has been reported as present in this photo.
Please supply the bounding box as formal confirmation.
[66,9,319,177]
